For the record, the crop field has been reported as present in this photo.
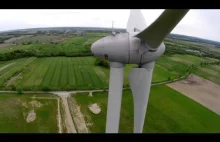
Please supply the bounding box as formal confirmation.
[192,65,220,84]
[0,33,104,54]
[0,93,60,133]
[0,57,36,88]
[8,35,63,44]
[166,54,220,84]
[0,56,185,91]
[0,54,219,91]
[2,57,108,90]
[0,45,33,53]
[3,35,33,43]
[70,85,220,133]
[169,54,219,66]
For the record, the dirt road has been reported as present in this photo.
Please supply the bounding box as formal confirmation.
[58,94,77,133]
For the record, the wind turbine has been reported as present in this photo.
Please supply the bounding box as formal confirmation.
[91,9,189,133]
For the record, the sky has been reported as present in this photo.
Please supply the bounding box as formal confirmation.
[0,9,220,41]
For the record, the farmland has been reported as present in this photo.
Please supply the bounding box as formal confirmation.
[70,85,220,133]
[4,35,63,44]
[0,33,108,55]
[0,53,218,91]
[1,28,220,133]
[0,30,220,92]
[0,93,60,133]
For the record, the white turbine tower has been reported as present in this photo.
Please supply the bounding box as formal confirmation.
[91,9,189,133]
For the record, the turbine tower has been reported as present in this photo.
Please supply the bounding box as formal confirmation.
[91,9,189,133]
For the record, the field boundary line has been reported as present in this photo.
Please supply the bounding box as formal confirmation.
[32,96,62,133]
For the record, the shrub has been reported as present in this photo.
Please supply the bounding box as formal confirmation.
[168,77,171,81]
[95,57,110,68]
[42,85,50,91]
[17,87,23,94]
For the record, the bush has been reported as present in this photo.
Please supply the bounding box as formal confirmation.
[42,85,50,91]
[95,57,110,68]
[168,77,171,81]
[17,87,23,94]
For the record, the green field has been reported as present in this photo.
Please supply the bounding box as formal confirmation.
[4,35,63,45]
[3,57,107,90]
[0,54,218,91]
[167,54,220,84]
[0,93,59,133]
[0,33,105,54]
[0,56,188,91]
[192,65,220,84]
[0,57,36,87]
[70,85,220,133]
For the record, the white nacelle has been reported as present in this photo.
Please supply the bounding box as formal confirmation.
[91,33,130,64]
[91,32,165,65]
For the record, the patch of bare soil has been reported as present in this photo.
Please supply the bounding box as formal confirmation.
[22,102,28,108]
[29,100,42,108]
[167,74,220,115]
[26,110,36,123]
[88,103,101,114]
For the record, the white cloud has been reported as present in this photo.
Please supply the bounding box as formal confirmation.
[0,9,220,41]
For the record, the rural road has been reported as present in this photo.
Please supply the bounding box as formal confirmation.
[58,94,77,133]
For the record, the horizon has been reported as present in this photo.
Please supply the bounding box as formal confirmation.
[1,26,219,43]
[1,9,220,42]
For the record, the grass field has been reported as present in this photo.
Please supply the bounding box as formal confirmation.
[70,85,220,133]
[192,65,220,84]
[0,54,219,91]
[0,56,188,91]
[0,33,104,54]
[0,57,36,88]
[0,93,59,133]
[167,54,220,84]
[9,35,63,44]
[6,57,106,90]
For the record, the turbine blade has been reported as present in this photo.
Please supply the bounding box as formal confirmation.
[129,62,155,133]
[135,9,189,49]
[106,62,124,133]
[126,10,147,33]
